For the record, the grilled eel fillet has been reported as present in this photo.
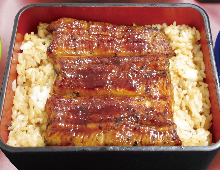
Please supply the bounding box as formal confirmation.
[46,95,174,126]
[45,95,181,146]
[46,18,173,58]
[52,55,172,98]
[46,121,181,146]
[45,18,182,146]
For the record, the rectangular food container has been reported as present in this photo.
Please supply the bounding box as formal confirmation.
[0,3,220,170]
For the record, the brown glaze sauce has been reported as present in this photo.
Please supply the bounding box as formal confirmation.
[45,18,182,146]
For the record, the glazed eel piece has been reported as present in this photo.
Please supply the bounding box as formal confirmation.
[45,95,181,146]
[45,121,181,146]
[46,95,174,126]
[52,55,172,98]
[53,54,170,73]
[47,18,173,58]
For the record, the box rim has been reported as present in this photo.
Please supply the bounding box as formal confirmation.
[0,2,219,153]
[0,137,220,153]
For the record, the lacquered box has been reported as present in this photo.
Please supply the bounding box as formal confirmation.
[0,3,220,170]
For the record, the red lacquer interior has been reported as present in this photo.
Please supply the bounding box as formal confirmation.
[1,5,219,144]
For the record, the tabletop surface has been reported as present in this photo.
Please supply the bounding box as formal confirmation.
[0,0,220,169]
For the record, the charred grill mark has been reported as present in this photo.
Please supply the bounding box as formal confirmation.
[133,141,138,146]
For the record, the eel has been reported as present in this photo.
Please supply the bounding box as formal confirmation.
[47,18,173,58]
[52,56,172,98]
[45,95,174,126]
[44,18,181,146]
[45,117,181,146]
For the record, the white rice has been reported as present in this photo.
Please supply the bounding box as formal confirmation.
[151,22,212,146]
[7,23,55,147]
